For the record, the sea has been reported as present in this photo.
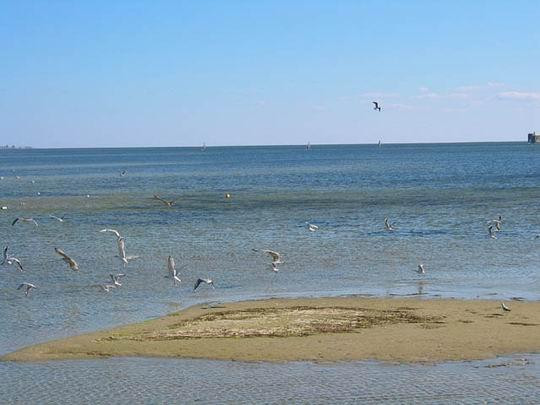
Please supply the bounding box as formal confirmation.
[0,143,539,403]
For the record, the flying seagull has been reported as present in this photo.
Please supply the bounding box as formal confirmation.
[117,237,138,265]
[98,284,116,292]
[194,278,215,291]
[306,222,319,232]
[17,282,36,296]
[501,302,511,312]
[110,273,126,287]
[167,256,181,285]
[49,214,65,222]
[2,246,24,271]
[12,217,38,227]
[100,228,122,240]
[384,217,395,232]
[120,170,127,177]
[55,247,79,270]
[253,249,282,264]
[416,264,425,274]
[372,101,381,111]
[153,194,176,207]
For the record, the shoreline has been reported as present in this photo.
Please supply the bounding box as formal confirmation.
[3,297,539,363]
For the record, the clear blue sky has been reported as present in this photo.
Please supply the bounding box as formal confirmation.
[1,1,539,147]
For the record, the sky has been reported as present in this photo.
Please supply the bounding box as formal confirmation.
[1,0,539,148]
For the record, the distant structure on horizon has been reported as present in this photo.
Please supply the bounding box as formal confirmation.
[1,145,32,150]
[528,132,539,144]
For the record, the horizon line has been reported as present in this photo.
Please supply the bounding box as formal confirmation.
[1,139,530,150]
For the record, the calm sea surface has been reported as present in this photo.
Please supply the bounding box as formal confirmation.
[0,143,539,402]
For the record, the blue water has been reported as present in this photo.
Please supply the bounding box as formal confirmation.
[0,143,539,402]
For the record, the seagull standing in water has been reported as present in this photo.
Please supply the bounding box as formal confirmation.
[193,278,215,291]
[12,217,38,227]
[153,194,176,207]
[54,247,79,270]
[384,217,396,232]
[17,282,36,296]
[2,246,24,271]
[167,256,181,285]
[372,101,382,111]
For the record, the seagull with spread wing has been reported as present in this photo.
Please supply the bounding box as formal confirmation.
[384,217,396,232]
[193,278,215,291]
[117,237,138,266]
[2,246,24,271]
[17,282,36,296]
[372,101,381,111]
[12,217,38,227]
[100,228,122,240]
[54,247,79,270]
[153,194,176,207]
[167,256,181,285]
[49,214,65,222]
[109,273,126,287]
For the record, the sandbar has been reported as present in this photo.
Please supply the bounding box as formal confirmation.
[3,297,539,363]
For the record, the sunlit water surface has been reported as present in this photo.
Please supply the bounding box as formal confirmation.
[0,143,539,402]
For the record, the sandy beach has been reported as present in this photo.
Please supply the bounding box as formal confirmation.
[3,297,539,363]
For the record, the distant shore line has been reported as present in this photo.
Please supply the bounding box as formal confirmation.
[3,296,539,363]
[1,141,529,150]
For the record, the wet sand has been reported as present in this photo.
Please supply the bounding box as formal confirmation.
[3,297,539,363]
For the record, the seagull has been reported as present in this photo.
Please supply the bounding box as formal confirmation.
[2,246,24,271]
[120,170,127,177]
[109,273,126,287]
[384,217,395,231]
[489,215,503,231]
[117,237,138,265]
[17,282,36,296]
[49,214,65,222]
[100,228,122,240]
[54,247,79,270]
[270,262,279,272]
[306,222,319,232]
[488,225,498,239]
[501,302,511,312]
[98,284,116,292]
[224,193,232,199]
[153,194,176,207]
[416,264,425,274]
[372,101,381,112]
[167,256,181,285]
[12,217,38,227]
[253,249,282,264]
[194,278,215,291]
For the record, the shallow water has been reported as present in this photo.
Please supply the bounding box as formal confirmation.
[1,355,538,404]
[0,143,539,401]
